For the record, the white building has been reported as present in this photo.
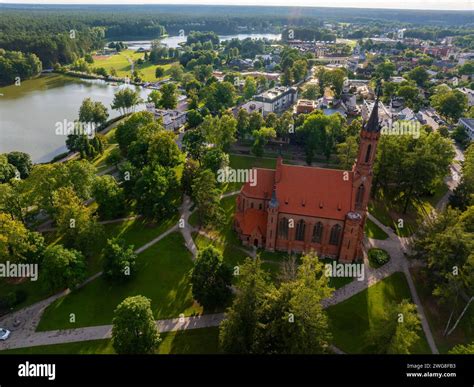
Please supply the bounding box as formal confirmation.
[253,86,298,115]
[458,118,474,141]
[146,103,187,131]
[458,87,474,107]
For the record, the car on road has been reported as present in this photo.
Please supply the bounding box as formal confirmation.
[0,328,11,341]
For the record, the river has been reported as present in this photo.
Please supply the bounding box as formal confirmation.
[0,74,150,163]
[123,33,281,50]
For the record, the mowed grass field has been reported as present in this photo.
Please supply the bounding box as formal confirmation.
[37,232,202,331]
[93,50,178,82]
[326,272,431,354]
[0,328,221,355]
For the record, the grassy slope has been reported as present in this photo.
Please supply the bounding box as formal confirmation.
[326,272,431,354]
[37,232,201,331]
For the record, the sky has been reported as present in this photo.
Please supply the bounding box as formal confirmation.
[4,0,473,11]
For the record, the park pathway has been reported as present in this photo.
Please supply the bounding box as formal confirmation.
[0,313,224,351]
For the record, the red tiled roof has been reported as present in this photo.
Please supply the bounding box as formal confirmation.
[240,159,354,221]
[241,168,275,199]
[276,164,353,221]
[235,208,268,236]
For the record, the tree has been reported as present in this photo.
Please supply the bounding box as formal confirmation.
[253,253,333,354]
[103,238,137,281]
[448,342,474,354]
[431,89,467,123]
[191,246,233,309]
[147,130,181,168]
[0,180,29,222]
[252,127,276,157]
[199,114,237,152]
[159,83,178,109]
[182,129,206,161]
[115,111,155,155]
[93,175,126,220]
[219,257,271,353]
[408,66,429,87]
[112,295,161,354]
[186,109,203,128]
[236,108,250,139]
[79,98,109,130]
[336,135,359,170]
[202,147,229,175]
[0,155,17,183]
[451,125,470,149]
[111,88,142,115]
[450,143,474,210]
[0,213,44,264]
[181,158,200,196]
[155,66,165,79]
[168,63,184,81]
[147,90,161,106]
[411,206,473,337]
[134,165,179,220]
[397,85,422,110]
[42,245,86,291]
[297,111,344,164]
[375,61,395,81]
[204,81,235,113]
[192,169,223,227]
[367,300,421,354]
[243,77,257,99]
[6,152,32,179]
[52,186,103,255]
[302,84,319,100]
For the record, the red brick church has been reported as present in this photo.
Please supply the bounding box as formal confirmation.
[234,94,382,263]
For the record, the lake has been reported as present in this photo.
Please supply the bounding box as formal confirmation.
[123,33,281,50]
[0,74,151,163]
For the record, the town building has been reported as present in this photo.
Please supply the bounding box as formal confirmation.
[253,86,298,115]
[295,99,317,114]
[458,118,474,142]
[145,103,187,131]
[458,87,474,107]
[234,93,384,262]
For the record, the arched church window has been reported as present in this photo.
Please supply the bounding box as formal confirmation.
[312,222,323,243]
[365,144,372,163]
[356,184,365,210]
[329,224,342,246]
[295,220,306,241]
[278,217,289,240]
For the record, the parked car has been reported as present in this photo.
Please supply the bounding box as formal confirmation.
[0,328,11,341]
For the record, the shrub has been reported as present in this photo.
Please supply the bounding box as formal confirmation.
[368,248,390,268]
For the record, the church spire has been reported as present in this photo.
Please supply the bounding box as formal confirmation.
[365,80,382,133]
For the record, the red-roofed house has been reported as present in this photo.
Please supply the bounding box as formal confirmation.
[234,92,383,263]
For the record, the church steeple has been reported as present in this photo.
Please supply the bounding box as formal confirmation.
[352,80,383,212]
[365,84,382,133]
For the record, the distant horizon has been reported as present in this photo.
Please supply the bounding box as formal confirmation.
[3,0,473,12]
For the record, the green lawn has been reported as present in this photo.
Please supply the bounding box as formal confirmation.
[37,232,202,331]
[410,267,474,354]
[326,272,431,354]
[367,181,448,237]
[364,218,389,240]
[92,50,143,79]
[0,327,220,355]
